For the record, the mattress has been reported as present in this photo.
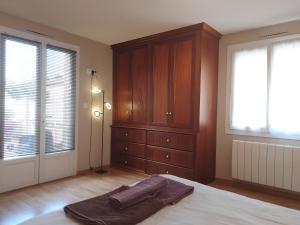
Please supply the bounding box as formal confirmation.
[20,175,300,225]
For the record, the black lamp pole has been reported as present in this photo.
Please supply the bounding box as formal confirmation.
[95,90,107,174]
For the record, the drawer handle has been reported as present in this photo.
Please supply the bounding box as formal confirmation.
[124,160,128,164]
[166,138,170,143]
[124,147,128,151]
[165,170,169,174]
[124,132,128,137]
[165,154,169,159]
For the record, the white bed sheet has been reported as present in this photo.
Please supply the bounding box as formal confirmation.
[20,175,300,225]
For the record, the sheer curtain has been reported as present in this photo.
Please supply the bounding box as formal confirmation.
[231,47,268,131]
[269,40,300,136]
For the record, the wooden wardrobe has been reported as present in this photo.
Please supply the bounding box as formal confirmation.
[111,23,221,184]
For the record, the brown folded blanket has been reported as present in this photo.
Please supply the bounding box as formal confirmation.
[64,175,194,225]
[109,175,167,209]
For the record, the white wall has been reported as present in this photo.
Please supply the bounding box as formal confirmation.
[216,20,300,180]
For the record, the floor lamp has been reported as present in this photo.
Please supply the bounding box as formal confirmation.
[92,88,111,174]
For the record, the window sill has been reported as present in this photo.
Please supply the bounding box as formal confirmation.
[226,128,300,142]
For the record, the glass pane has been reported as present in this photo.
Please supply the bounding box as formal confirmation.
[269,40,300,136]
[231,47,268,131]
[2,37,40,158]
[45,46,76,153]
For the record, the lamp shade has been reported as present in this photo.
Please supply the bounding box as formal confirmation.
[104,102,112,110]
[93,110,101,118]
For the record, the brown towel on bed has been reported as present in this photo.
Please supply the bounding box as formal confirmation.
[109,175,167,209]
[64,176,194,225]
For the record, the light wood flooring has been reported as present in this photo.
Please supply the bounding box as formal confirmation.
[0,168,299,225]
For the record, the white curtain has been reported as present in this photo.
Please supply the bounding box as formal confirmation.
[231,47,268,131]
[269,40,300,136]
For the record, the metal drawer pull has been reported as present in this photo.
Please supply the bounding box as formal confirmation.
[124,160,128,164]
[165,170,169,174]
[165,112,169,115]
[125,147,128,151]
[166,138,170,143]
[166,154,169,159]
[124,132,128,137]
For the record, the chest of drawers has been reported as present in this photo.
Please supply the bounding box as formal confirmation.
[111,127,195,180]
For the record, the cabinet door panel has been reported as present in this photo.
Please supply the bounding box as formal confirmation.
[115,52,130,122]
[170,38,194,128]
[150,43,170,126]
[131,47,148,123]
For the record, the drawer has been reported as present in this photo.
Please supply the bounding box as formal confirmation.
[112,127,146,144]
[111,153,145,171]
[146,160,194,180]
[112,141,145,158]
[147,131,194,151]
[146,146,193,169]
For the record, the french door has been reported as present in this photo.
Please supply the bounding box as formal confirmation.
[0,30,78,193]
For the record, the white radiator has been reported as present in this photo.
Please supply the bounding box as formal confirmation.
[232,140,300,192]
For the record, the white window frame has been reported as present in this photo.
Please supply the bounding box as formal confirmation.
[226,33,300,141]
[0,25,80,174]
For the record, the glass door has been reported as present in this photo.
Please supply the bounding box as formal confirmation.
[0,35,41,192]
[0,33,77,192]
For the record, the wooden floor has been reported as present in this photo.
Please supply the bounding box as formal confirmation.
[0,168,147,225]
[0,168,299,225]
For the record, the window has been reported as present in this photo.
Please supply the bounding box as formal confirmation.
[228,36,300,139]
[0,32,77,159]
[45,46,76,153]
[0,35,41,158]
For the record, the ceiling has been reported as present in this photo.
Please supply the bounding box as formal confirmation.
[0,0,300,45]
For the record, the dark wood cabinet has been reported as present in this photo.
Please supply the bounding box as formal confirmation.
[146,146,193,168]
[170,37,194,129]
[114,51,130,122]
[111,23,221,184]
[147,131,194,151]
[131,47,148,123]
[112,127,146,143]
[113,46,148,125]
[150,43,170,127]
[150,37,195,129]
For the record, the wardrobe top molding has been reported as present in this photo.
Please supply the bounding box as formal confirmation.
[111,22,222,50]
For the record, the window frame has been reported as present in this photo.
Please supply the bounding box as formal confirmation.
[0,25,79,162]
[226,33,300,140]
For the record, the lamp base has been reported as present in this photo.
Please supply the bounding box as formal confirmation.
[95,167,108,174]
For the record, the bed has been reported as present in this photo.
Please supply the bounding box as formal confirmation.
[20,175,300,225]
